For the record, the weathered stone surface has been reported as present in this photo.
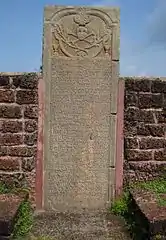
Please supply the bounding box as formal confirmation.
[125,92,138,107]
[154,149,166,161]
[43,6,120,210]
[25,120,38,132]
[156,111,166,123]
[0,173,26,189]
[125,79,151,92]
[125,107,139,121]
[16,90,37,104]
[124,121,137,137]
[138,93,152,109]
[125,149,152,161]
[24,133,37,146]
[138,93,163,109]
[0,90,14,103]
[0,134,23,146]
[0,157,20,171]
[124,137,138,149]
[151,80,166,93]
[139,137,165,150]
[1,121,22,133]
[137,124,165,137]
[139,110,155,123]
[0,76,10,87]
[12,73,38,89]
[0,147,7,156]
[0,194,23,236]
[31,211,131,240]
[130,188,166,237]
[22,157,35,172]
[124,161,166,182]
[0,106,22,119]
[8,146,36,157]
[24,106,38,119]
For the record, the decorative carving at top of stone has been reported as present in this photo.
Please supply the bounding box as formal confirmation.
[50,7,115,58]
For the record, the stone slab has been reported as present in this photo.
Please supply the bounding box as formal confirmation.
[0,194,22,236]
[131,188,166,238]
[43,5,120,210]
[31,211,131,239]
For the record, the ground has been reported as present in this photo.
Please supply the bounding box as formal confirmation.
[28,210,131,240]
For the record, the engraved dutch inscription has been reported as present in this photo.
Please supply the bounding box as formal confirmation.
[43,6,120,211]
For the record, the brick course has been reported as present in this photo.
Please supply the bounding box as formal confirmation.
[0,73,39,202]
[124,77,166,183]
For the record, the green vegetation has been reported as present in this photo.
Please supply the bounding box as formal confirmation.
[0,182,12,194]
[110,178,166,239]
[0,182,33,239]
[133,178,166,206]
[111,191,130,216]
[13,200,33,239]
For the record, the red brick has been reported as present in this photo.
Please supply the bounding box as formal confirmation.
[139,137,165,149]
[138,93,163,109]
[139,110,155,123]
[125,92,138,107]
[124,121,137,137]
[125,79,151,92]
[0,173,26,189]
[0,106,22,119]
[0,134,23,146]
[154,149,166,161]
[151,80,166,93]
[125,107,139,121]
[1,121,22,133]
[0,157,20,171]
[8,146,36,157]
[148,125,165,137]
[125,137,138,149]
[13,73,38,89]
[0,146,7,156]
[24,133,37,146]
[24,106,38,119]
[128,161,166,174]
[22,157,35,172]
[138,93,152,109]
[125,149,152,161]
[155,111,166,123]
[16,90,37,104]
[0,90,14,103]
[25,120,37,132]
[137,124,165,137]
[0,76,10,86]
[137,123,150,136]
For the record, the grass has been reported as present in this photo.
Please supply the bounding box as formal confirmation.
[111,191,130,216]
[0,182,12,194]
[13,200,33,239]
[132,178,166,206]
[110,178,166,239]
[0,182,33,239]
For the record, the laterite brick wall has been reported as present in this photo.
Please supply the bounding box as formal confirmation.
[0,73,165,205]
[0,73,39,201]
[124,77,166,183]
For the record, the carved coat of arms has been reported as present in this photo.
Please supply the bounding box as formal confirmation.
[51,8,113,58]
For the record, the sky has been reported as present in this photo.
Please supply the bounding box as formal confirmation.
[0,0,166,76]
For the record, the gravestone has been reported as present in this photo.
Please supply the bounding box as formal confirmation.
[43,5,120,211]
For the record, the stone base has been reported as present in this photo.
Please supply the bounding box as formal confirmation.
[0,194,23,238]
[130,189,166,239]
[31,210,130,239]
